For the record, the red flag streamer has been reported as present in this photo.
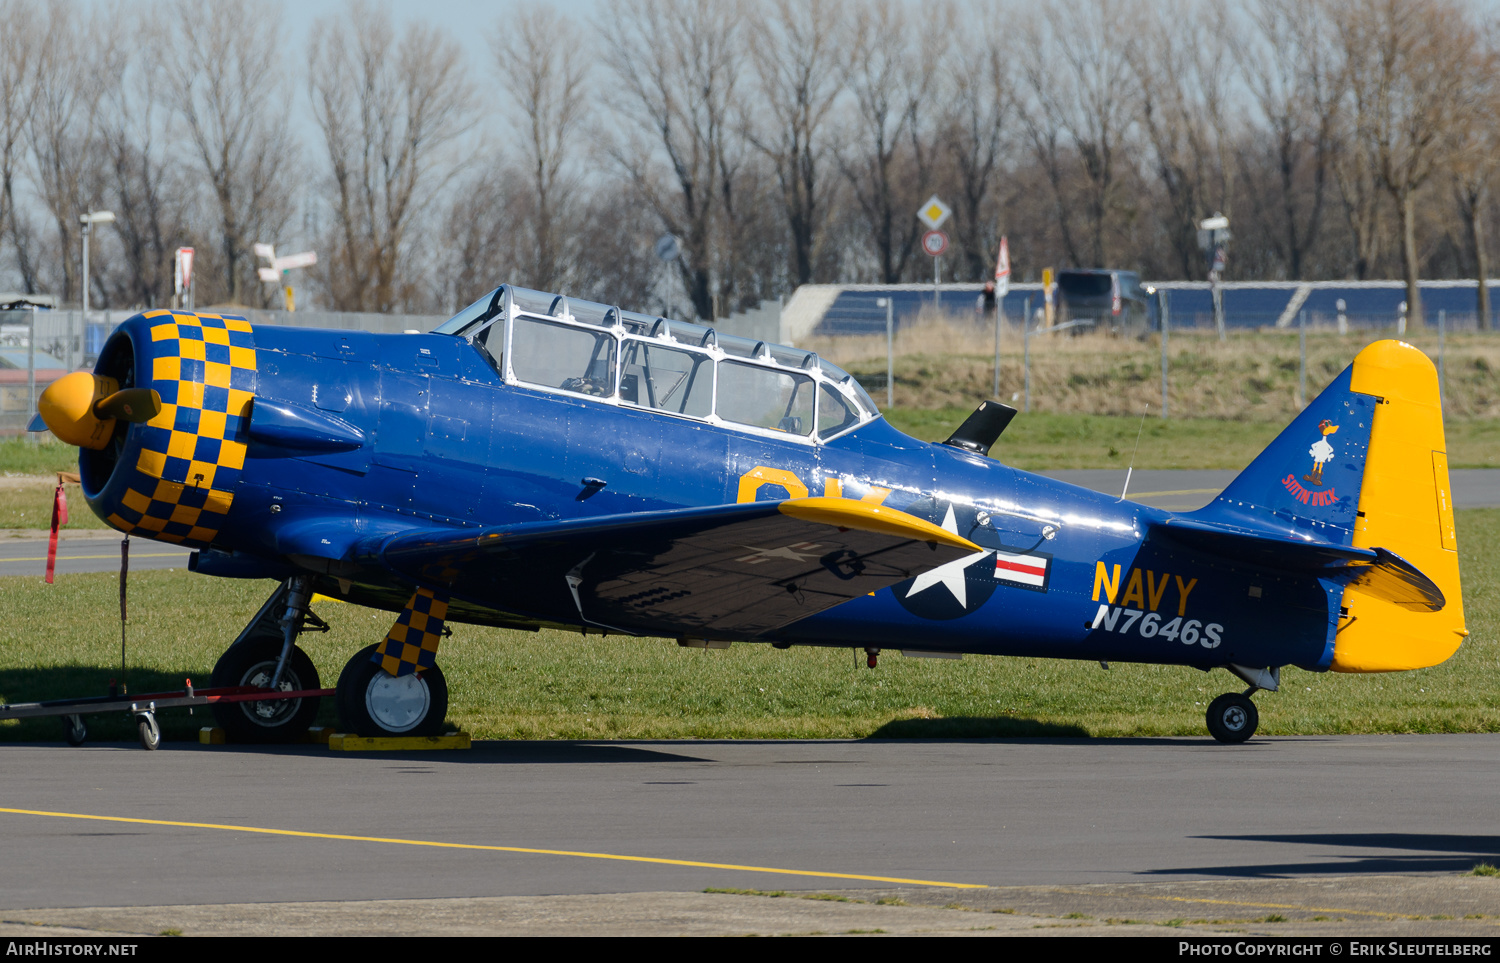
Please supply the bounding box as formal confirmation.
[45,481,67,584]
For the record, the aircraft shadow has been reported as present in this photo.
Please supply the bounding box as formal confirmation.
[1145,832,1500,878]
[866,716,1089,739]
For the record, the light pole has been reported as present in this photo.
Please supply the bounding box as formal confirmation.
[1197,213,1230,341]
[79,210,115,317]
[876,297,894,409]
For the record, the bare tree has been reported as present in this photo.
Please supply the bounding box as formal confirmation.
[161,0,296,306]
[0,0,38,291]
[942,2,1010,282]
[1335,0,1486,326]
[743,0,846,287]
[1447,26,1499,329]
[1017,0,1137,268]
[1233,0,1341,280]
[492,4,590,293]
[435,166,526,310]
[102,14,195,310]
[836,0,948,283]
[26,0,116,304]
[1131,2,1238,279]
[603,0,746,320]
[308,4,477,313]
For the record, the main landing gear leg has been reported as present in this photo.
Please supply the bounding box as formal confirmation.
[209,577,324,743]
[336,588,451,738]
[1204,665,1280,744]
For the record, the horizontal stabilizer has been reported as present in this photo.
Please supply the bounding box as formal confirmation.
[355,497,981,638]
[1151,517,1444,612]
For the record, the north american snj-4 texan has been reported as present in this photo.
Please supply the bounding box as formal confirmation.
[31,284,1466,744]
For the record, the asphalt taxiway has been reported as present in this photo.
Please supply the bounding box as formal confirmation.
[3,735,1500,922]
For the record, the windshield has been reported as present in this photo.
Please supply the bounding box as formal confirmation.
[433,287,503,335]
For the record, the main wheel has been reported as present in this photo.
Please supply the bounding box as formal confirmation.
[209,639,321,744]
[62,714,86,747]
[1205,693,1259,744]
[336,644,449,738]
[136,712,160,751]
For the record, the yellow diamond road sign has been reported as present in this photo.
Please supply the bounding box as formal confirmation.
[917,195,951,230]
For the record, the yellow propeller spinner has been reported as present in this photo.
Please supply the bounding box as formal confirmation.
[35,371,161,450]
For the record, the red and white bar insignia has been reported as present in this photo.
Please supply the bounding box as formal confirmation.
[993,549,1051,592]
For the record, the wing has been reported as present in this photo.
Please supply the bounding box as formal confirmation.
[355,497,980,638]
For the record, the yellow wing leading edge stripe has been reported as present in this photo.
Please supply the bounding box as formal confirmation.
[777,497,981,553]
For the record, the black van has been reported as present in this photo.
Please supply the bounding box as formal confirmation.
[1056,269,1151,333]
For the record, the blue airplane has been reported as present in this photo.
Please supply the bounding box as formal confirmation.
[32,284,1466,744]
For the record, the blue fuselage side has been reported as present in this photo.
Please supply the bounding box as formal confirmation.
[88,318,1336,674]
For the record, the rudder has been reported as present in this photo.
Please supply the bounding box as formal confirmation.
[1336,341,1465,671]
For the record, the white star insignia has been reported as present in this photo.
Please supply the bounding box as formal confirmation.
[905,505,992,608]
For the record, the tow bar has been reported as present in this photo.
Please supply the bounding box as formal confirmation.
[0,681,335,750]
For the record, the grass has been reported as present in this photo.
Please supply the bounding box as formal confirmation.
[0,481,108,530]
[826,321,1500,468]
[0,437,78,476]
[0,508,1494,743]
[816,321,1500,420]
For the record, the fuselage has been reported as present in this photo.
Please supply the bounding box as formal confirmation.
[79,308,1337,675]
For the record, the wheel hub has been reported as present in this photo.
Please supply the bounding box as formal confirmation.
[243,662,299,725]
[365,672,430,733]
[1222,706,1247,731]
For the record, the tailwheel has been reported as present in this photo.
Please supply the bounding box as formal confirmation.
[1205,692,1259,744]
[336,644,449,738]
[209,638,322,743]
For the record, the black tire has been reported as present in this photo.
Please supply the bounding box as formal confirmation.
[62,714,86,747]
[137,713,160,751]
[1205,693,1259,744]
[336,643,449,738]
[209,639,321,744]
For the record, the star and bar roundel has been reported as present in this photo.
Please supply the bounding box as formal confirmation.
[893,499,1051,621]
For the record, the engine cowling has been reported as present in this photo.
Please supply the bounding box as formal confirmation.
[73,309,258,547]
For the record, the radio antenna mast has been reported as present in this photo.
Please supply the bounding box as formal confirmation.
[1119,408,1149,502]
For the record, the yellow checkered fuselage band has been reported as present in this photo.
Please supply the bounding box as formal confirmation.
[104,310,256,547]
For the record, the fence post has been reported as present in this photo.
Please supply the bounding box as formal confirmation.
[27,305,36,420]
[1213,277,1225,342]
[883,297,894,410]
[991,295,1002,399]
[1023,305,1032,414]
[1298,309,1307,408]
[1438,308,1446,403]
[1160,290,1170,419]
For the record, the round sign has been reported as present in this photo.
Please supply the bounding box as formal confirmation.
[654,234,682,262]
[921,230,949,257]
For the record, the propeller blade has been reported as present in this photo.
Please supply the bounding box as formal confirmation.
[93,388,161,424]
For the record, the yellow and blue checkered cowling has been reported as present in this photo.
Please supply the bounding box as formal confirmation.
[103,310,256,547]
